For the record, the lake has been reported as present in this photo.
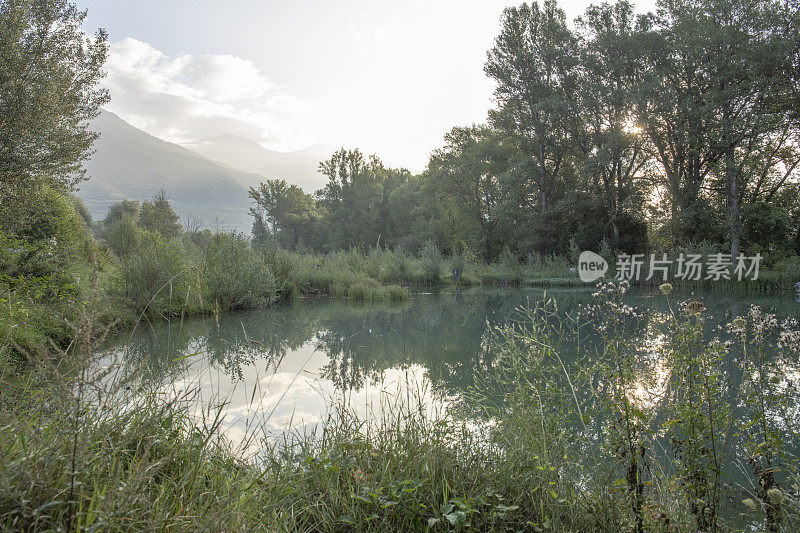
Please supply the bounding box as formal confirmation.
[96,286,799,452]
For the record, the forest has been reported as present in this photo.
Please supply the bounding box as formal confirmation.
[248,0,800,264]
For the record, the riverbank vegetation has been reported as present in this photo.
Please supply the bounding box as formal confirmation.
[4,0,800,364]
[3,284,800,530]
[245,0,800,267]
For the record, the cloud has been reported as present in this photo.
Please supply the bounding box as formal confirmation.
[102,38,313,150]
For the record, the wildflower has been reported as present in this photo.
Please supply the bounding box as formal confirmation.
[767,488,784,503]
[659,283,673,295]
[684,301,704,316]
[732,317,746,329]
[778,319,800,354]
[742,498,756,510]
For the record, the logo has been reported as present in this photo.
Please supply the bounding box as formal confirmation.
[578,251,608,283]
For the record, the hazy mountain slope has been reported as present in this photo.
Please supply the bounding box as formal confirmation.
[182,134,332,193]
[78,110,260,232]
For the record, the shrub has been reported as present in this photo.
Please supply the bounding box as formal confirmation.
[104,216,142,258]
[742,201,793,256]
[202,233,276,310]
[419,241,443,283]
[115,232,189,317]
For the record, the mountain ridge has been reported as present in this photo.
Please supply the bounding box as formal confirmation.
[181,134,333,193]
[78,110,263,233]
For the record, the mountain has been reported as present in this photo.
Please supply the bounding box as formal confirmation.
[78,110,261,233]
[182,135,333,193]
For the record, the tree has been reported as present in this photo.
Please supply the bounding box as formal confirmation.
[316,149,388,250]
[631,0,795,255]
[577,1,652,250]
[631,4,725,247]
[741,201,793,256]
[102,199,140,227]
[485,0,581,255]
[138,190,182,239]
[428,125,514,261]
[0,0,108,192]
[249,179,318,250]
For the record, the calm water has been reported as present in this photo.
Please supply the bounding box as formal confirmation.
[96,286,799,449]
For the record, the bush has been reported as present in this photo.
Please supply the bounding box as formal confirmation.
[115,232,189,317]
[104,216,142,258]
[202,233,275,310]
[742,201,794,257]
[419,241,443,283]
[0,185,91,276]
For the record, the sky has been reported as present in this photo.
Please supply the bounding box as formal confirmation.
[77,0,657,172]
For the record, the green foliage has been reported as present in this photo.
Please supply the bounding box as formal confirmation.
[0,185,86,253]
[103,216,141,258]
[138,190,182,239]
[71,195,93,227]
[0,0,109,192]
[201,232,275,310]
[742,201,794,256]
[419,241,443,283]
[243,0,797,262]
[101,199,140,228]
[114,231,189,317]
[427,126,515,261]
[249,179,318,250]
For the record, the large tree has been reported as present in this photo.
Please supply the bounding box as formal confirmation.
[0,0,108,192]
[249,179,318,250]
[139,190,182,239]
[577,1,652,250]
[316,149,389,250]
[485,0,581,255]
[428,125,514,261]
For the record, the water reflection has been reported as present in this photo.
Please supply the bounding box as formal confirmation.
[97,286,798,450]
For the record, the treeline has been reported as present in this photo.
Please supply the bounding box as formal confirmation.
[252,0,800,262]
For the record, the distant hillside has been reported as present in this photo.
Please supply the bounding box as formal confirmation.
[78,110,261,233]
[182,134,333,193]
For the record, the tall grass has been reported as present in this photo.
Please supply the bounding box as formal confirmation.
[3,269,800,530]
[0,300,607,531]
[472,284,800,531]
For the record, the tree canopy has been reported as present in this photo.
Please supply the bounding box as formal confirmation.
[0,0,108,193]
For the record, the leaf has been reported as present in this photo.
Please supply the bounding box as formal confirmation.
[171,351,201,361]
[496,504,519,512]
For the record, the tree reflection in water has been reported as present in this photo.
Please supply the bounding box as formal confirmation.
[95,286,798,442]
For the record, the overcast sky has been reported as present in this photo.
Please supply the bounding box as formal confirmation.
[77,0,656,172]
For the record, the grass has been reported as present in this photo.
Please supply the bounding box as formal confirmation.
[4,282,800,531]
[0,341,606,531]
[285,249,800,294]
[283,248,578,294]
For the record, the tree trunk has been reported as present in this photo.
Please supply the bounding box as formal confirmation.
[723,98,741,261]
[727,147,741,261]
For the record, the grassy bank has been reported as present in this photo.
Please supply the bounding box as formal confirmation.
[5,229,798,370]
[285,247,800,293]
[3,284,800,531]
